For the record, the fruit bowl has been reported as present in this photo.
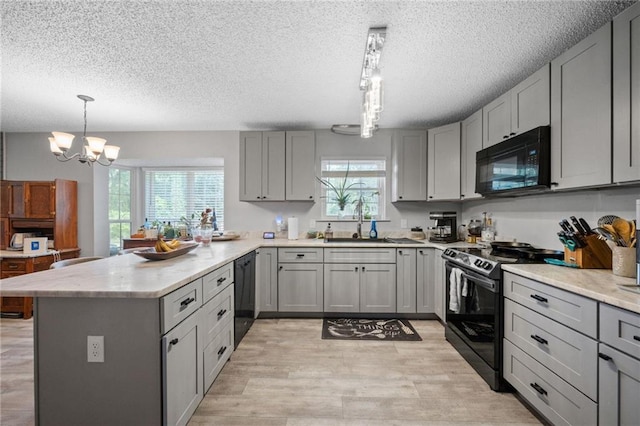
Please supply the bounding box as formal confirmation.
[133,242,198,261]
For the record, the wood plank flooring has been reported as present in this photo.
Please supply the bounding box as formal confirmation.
[0,318,541,425]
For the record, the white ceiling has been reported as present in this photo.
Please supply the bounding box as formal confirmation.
[1,0,636,133]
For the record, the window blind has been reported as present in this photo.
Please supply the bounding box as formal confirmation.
[144,168,224,229]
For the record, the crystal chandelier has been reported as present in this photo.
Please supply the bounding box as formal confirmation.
[48,95,120,166]
[360,27,386,138]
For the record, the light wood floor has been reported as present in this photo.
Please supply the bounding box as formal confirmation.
[1,318,540,425]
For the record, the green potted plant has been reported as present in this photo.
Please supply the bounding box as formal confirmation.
[316,162,362,213]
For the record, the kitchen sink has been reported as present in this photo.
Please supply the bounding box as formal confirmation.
[324,237,423,244]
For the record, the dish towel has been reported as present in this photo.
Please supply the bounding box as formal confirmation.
[449,268,463,313]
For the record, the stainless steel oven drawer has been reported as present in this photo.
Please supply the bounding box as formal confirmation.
[504,298,598,401]
[503,271,597,338]
[503,339,597,426]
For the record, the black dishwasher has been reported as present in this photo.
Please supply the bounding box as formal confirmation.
[233,251,255,348]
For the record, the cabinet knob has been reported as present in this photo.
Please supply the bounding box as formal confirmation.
[279,266,283,271]
[428,196,433,199]
[309,195,313,199]
[419,250,423,254]
[529,382,547,396]
[634,336,640,342]
[398,196,403,199]
[362,266,365,272]
[355,267,358,272]
[169,338,179,346]
[256,196,261,199]
[598,353,613,361]
[399,250,403,255]
[460,194,465,198]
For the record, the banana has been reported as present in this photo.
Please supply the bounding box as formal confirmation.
[167,239,181,249]
[155,239,175,252]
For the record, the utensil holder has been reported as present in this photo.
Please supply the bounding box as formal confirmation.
[563,235,612,269]
[612,246,637,278]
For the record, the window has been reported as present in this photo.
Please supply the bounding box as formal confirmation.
[108,167,132,254]
[319,159,386,219]
[144,167,224,230]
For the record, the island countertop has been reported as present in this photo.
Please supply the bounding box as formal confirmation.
[502,264,640,315]
[0,237,470,299]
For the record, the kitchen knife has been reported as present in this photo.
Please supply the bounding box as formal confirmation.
[578,218,594,235]
[560,219,575,234]
[570,216,587,235]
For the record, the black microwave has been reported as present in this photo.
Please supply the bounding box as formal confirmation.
[475,126,551,197]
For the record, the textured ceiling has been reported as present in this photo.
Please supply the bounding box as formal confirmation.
[1,0,636,133]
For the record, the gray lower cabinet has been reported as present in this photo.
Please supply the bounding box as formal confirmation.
[200,284,234,393]
[324,263,396,313]
[257,247,278,312]
[163,311,203,426]
[433,249,446,321]
[278,263,324,312]
[396,248,417,313]
[416,248,435,314]
[598,304,640,426]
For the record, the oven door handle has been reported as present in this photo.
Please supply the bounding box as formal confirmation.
[459,272,497,291]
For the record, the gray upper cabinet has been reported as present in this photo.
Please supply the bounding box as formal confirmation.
[483,64,550,148]
[551,23,612,189]
[510,64,550,135]
[482,92,511,148]
[285,131,316,200]
[239,131,286,201]
[460,109,483,200]
[391,130,427,201]
[613,2,640,183]
[427,122,461,201]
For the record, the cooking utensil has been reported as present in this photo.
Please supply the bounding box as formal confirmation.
[603,223,627,247]
[594,226,621,246]
[578,218,594,235]
[597,215,620,226]
[560,219,575,234]
[612,218,633,247]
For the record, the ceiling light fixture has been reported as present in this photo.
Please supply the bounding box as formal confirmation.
[360,27,386,138]
[48,95,120,166]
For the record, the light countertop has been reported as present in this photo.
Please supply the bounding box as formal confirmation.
[0,238,469,299]
[502,264,640,315]
[0,248,79,259]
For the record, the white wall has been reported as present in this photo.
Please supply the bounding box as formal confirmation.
[6,131,637,255]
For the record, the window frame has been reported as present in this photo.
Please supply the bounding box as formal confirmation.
[108,166,135,255]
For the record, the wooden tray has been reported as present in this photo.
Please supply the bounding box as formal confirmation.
[133,242,198,261]
[209,234,240,242]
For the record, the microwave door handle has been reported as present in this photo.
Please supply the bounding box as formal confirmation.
[459,272,497,291]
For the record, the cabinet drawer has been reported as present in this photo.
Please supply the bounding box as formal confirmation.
[203,321,233,393]
[504,299,598,401]
[161,279,202,334]
[1,259,27,273]
[503,339,597,426]
[278,247,323,263]
[503,272,597,338]
[201,284,234,348]
[600,304,640,359]
[323,248,396,264]
[202,262,233,303]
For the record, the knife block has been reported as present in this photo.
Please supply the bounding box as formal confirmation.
[563,235,612,269]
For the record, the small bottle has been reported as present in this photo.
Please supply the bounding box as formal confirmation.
[144,218,150,230]
[324,223,333,239]
[165,222,175,239]
[369,219,378,239]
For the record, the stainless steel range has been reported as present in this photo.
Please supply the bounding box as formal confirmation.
[441,244,563,391]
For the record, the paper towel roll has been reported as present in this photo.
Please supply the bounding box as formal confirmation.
[288,217,299,240]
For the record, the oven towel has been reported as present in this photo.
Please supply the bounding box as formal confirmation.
[449,267,463,313]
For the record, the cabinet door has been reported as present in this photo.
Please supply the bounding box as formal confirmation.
[482,92,511,148]
[551,23,612,189]
[416,248,435,314]
[391,130,427,201]
[598,344,640,426]
[460,110,483,200]
[163,312,202,426]
[262,131,286,201]
[0,181,9,218]
[433,249,445,322]
[396,249,416,313]
[427,122,461,201]
[239,132,264,201]
[323,263,360,313]
[7,181,24,218]
[25,182,55,219]
[613,2,640,183]
[360,263,396,313]
[510,64,550,135]
[285,131,315,201]
[278,263,323,312]
[257,248,278,312]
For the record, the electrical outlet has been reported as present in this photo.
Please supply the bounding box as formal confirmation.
[401,219,408,229]
[309,219,316,229]
[87,336,104,363]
